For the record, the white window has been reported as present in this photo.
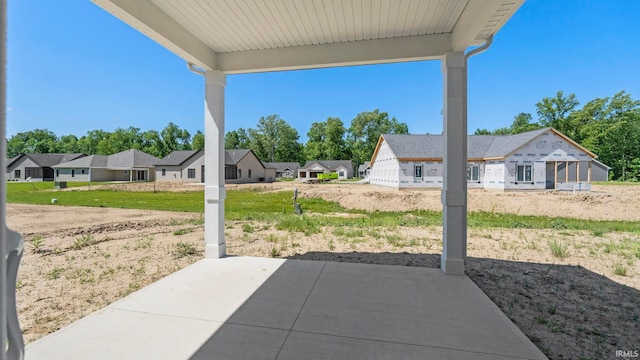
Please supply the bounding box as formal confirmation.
[14,170,20,178]
[516,165,532,182]
[467,165,479,181]
[248,169,252,178]
[238,169,242,178]
[338,171,345,177]
[414,165,422,178]
[162,168,166,176]
[187,168,196,179]
[71,170,75,178]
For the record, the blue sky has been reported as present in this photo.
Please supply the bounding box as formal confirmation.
[7,1,640,142]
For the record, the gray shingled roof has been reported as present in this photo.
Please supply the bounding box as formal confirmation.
[225,149,252,165]
[300,160,353,171]
[155,150,203,166]
[53,149,159,169]
[382,128,551,160]
[10,153,85,167]
[263,162,299,172]
[358,161,371,172]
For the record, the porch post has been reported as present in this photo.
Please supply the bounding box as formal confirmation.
[554,161,558,188]
[441,51,467,275]
[565,161,569,182]
[204,70,227,258]
[577,161,580,182]
[588,161,592,182]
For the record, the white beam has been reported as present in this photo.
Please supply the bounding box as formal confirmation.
[203,70,226,258]
[451,0,502,51]
[217,34,452,74]
[92,0,217,70]
[441,51,467,275]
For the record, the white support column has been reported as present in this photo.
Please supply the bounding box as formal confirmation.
[204,70,227,258]
[441,51,467,275]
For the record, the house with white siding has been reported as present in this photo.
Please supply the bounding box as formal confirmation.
[298,160,354,181]
[155,149,275,184]
[155,149,205,183]
[263,162,299,178]
[224,149,276,184]
[369,128,605,191]
[7,153,85,181]
[52,149,159,182]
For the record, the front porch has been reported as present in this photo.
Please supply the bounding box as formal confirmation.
[26,257,545,360]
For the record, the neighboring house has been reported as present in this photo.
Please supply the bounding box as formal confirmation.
[369,128,605,191]
[591,159,611,181]
[358,161,371,178]
[7,153,86,181]
[225,149,275,184]
[298,160,354,180]
[263,162,300,178]
[155,149,205,183]
[53,149,159,182]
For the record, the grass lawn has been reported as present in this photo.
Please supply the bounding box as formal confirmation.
[7,182,640,234]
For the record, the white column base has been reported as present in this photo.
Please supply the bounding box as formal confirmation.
[441,258,465,275]
[205,243,226,259]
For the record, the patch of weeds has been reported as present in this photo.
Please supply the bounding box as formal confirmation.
[242,224,254,233]
[129,282,141,291]
[47,266,66,280]
[591,228,605,237]
[172,242,200,259]
[66,268,95,284]
[73,234,96,250]
[133,236,153,250]
[328,239,336,251]
[613,263,628,276]
[30,235,45,253]
[509,221,532,229]
[536,314,548,324]
[549,239,570,258]
[16,280,25,289]
[550,220,567,230]
[99,267,116,280]
[173,228,193,236]
[367,228,382,238]
[482,233,493,239]
[386,233,407,247]
[547,304,557,315]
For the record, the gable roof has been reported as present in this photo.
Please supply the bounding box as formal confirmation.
[374,128,597,165]
[263,162,299,172]
[300,160,353,171]
[8,153,85,168]
[358,161,371,172]
[225,149,252,165]
[155,149,203,166]
[53,149,160,169]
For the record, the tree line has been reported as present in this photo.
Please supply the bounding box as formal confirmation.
[475,91,640,181]
[7,122,204,159]
[224,109,408,167]
[8,91,640,181]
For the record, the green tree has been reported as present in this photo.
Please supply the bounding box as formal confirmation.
[139,130,163,157]
[58,134,80,153]
[304,121,326,160]
[509,113,542,134]
[192,130,205,151]
[160,122,191,157]
[347,109,408,165]
[7,129,58,156]
[77,129,110,155]
[248,114,304,163]
[225,128,250,149]
[536,91,579,137]
[96,126,142,155]
[323,117,349,160]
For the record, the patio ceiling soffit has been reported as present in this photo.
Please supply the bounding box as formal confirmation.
[92,0,523,74]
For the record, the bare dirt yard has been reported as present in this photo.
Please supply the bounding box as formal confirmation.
[9,182,640,359]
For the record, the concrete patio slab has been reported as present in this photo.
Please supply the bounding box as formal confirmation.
[26,257,546,360]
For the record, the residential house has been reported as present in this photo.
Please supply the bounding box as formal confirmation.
[263,162,299,178]
[369,128,604,191]
[358,161,371,178]
[225,149,275,184]
[53,149,159,182]
[155,149,205,183]
[298,160,354,180]
[7,153,85,181]
[591,159,610,181]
